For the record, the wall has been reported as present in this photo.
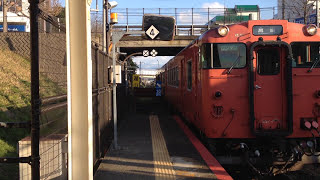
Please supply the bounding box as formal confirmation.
[0,32,67,86]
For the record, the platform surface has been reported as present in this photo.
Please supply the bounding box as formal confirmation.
[94,97,221,180]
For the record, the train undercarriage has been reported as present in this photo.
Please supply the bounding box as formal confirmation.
[204,137,320,179]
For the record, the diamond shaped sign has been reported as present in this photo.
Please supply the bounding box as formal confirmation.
[150,49,158,57]
[146,25,159,40]
[143,50,149,57]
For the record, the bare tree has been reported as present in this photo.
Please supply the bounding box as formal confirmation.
[39,0,63,16]
[284,0,316,23]
[3,0,8,32]
[91,13,103,44]
[2,0,23,32]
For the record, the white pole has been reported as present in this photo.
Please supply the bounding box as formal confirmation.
[66,0,93,179]
[112,43,118,149]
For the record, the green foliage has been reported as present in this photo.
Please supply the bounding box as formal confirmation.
[127,58,139,81]
[0,49,65,179]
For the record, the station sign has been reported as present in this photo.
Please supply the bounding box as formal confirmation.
[143,50,150,57]
[0,25,26,32]
[150,49,158,57]
[143,14,175,40]
[142,49,158,57]
[156,80,162,97]
[146,25,159,40]
[132,74,140,88]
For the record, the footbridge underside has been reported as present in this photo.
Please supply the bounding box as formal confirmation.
[118,35,199,56]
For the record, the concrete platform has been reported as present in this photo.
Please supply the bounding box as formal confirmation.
[94,97,229,180]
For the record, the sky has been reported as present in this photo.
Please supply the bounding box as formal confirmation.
[88,0,278,70]
[91,0,277,10]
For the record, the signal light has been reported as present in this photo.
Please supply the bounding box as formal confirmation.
[312,121,319,129]
[217,25,229,37]
[110,13,118,24]
[305,24,317,36]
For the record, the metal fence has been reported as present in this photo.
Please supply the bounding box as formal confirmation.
[32,12,114,179]
[0,4,115,180]
[90,7,278,43]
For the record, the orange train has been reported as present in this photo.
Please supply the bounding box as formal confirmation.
[158,20,320,175]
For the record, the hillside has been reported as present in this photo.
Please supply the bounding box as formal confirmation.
[0,48,65,179]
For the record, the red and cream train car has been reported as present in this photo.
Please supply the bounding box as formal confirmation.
[159,20,320,173]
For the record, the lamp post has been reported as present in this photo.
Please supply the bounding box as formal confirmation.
[111,30,145,149]
[156,59,159,69]
[108,1,119,149]
[103,0,107,53]
[140,61,145,76]
[140,61,142,76]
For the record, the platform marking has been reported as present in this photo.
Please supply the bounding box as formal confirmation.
[174,116,233,180]
[150,115,176,180]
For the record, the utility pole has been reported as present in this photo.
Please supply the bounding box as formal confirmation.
[140,61,142,76]
[282,0,285,20]
[157,59,159,69]
[106,0,110,55]
[317,0,319,26]
[3,0,8,32]
[103,0,107,52]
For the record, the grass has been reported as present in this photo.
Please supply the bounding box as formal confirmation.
[0,48,66,180]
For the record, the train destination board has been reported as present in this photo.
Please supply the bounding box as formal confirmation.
[252,25,283,36]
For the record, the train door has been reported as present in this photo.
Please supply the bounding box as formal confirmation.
[194,48,200,123]
[180,58,184,112]
[252,46,290,133]
[184,58,193,122]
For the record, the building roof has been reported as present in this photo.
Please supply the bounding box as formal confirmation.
[225,8,236,15]
[235,5,259,12]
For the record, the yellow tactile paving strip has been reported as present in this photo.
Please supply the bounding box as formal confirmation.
[149,115,176,180]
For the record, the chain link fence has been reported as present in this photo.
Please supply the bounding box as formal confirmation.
[0,3,116,179]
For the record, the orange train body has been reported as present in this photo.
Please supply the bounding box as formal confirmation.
[160,20,320,139]
[158,21,320,172]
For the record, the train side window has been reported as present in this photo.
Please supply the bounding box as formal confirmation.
[291,42,320,68]
[201,44,213,69]
[176,67,179,86]
[187,61,192,90]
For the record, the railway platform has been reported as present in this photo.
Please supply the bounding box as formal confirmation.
[94,97,232,180]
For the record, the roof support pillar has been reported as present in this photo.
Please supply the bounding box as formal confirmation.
[66,0,93,179]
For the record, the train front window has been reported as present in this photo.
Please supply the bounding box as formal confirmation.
[201,43,246,69]
[291,42,320,68]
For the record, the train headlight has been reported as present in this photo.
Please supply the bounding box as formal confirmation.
[305,24,317,36]
[217,26,229,37]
